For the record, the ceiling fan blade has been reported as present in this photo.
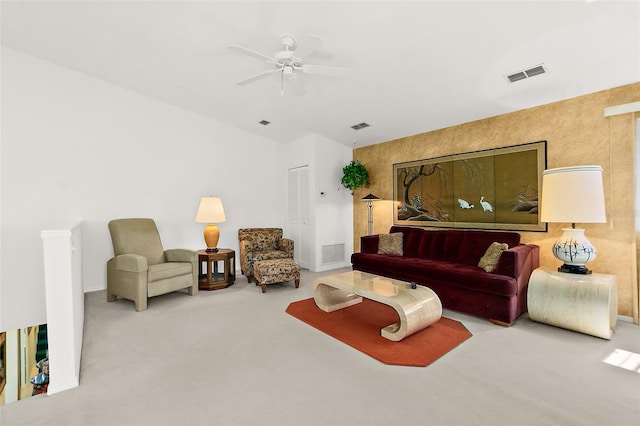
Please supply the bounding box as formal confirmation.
[302,64,349,77]
[227,44,275,63]
[235,69,279,86]
[293,34,323,60]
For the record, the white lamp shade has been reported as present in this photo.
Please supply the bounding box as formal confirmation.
[540,165,606,224]
[195,197,227,223]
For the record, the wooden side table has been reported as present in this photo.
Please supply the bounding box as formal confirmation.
[527,268,617,339]
[198,249,235,291]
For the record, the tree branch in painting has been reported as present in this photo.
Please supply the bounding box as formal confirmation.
[397,164,451,221]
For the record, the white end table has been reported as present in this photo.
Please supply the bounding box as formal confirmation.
[527,268,617,339]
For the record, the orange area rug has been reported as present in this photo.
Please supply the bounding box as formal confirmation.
[286,297,472,367]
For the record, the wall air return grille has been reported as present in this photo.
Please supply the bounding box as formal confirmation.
[506,64,547,83]
[322,244,345,265]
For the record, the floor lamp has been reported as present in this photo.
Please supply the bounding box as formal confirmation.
[540,165,607,274]
[361,193,381,235]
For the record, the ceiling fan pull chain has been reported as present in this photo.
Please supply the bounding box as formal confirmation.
[281,69,285,96]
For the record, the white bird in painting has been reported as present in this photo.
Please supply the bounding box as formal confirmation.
[458,198,474,209]
[480,196,493,212]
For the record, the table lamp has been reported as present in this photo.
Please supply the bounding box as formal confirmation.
[195,197,227,252]
[361,193,381,235]
[540,165,607,274]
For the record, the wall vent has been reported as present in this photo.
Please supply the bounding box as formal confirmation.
[506,64,547,83]
[322,244,345,265]
[351,122,370,130]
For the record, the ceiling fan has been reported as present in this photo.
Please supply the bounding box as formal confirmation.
[227,34,348,95]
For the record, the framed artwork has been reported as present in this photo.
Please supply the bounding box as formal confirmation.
[393,141,547,231]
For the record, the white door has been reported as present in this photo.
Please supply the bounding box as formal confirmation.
[288,166,312,269]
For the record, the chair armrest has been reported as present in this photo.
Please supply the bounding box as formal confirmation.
[239,240,253,274]
[278,238,294,257]
[360,235,380,254]
[165,248,197,263]
[240,240,253,254]
[114,254,148,272]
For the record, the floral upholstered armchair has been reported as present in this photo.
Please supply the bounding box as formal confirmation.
[238,228,294,283]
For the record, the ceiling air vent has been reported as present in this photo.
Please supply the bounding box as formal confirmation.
[351,122,370,130]
[506,64,547,83]
[258,120,270,126]
[507,72,527,83]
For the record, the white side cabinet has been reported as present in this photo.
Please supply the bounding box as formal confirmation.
[527,268,617,339]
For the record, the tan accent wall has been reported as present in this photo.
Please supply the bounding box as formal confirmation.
[353,82,640,318]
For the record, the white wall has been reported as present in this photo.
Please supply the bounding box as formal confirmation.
[0,47,287,331]
[313,134,353,271]
[284,133,353,271]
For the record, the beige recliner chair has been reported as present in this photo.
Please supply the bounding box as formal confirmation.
[238,228,294,283]
[107,218,198,311]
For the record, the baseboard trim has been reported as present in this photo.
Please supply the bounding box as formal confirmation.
[617,314,635,323]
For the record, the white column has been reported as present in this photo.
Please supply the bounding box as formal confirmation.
[41,221,84,394]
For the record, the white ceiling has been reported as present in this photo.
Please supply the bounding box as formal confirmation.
[2,1,639,148]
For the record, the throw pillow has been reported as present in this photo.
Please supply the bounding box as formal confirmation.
[478,242,509,272]
[378,232,403,256]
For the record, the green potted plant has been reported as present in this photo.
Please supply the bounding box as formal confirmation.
[341,160,369,192]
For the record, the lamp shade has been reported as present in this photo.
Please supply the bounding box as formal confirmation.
[540,165,606,224]
[195,197,226,224]
[361,193,381,201]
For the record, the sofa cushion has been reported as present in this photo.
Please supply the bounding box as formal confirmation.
[390,226,422,257]
[455,230,521,266]
[419,230,447,260]
[378,232,403,255]
[478,242,509,272]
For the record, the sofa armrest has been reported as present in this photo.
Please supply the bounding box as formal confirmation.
[114,254,148,272]
[360,235,380,254]
[278,238,294,257]
[165,248,197,263]
[494,244,540,279]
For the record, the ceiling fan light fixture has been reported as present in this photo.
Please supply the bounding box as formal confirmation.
[228,34,349,94]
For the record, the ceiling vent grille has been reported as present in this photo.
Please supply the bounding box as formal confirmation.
[258,120,271,126]
[351,122,370,130]
[506,64,547,83]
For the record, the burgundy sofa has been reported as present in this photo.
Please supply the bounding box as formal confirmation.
[351,226,540,325]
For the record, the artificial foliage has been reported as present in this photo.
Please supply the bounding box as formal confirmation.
[341,160,369,191]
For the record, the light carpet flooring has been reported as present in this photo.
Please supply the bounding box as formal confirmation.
[1,266,639,426]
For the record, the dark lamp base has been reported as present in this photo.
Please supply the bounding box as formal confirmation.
[558,264,592,275]
[205,248,219,253]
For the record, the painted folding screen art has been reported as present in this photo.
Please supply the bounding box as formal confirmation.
[393,141,547,231]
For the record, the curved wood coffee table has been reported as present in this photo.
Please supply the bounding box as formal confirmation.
[313,271,442,341]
